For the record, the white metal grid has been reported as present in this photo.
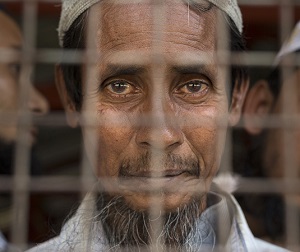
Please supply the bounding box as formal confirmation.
[0,0,299,251]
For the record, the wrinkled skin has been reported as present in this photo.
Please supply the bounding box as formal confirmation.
[60,1,247,213]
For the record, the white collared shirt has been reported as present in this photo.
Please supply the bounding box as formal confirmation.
[27,188,289,252]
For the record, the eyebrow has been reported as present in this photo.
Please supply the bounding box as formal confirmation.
[172,65,204,74]
[172,64,217,77]
[102,64,145,79]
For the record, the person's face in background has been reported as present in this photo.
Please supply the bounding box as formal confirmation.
[0,11,49,145]
[262,68,300,179]
[243,67,300,179]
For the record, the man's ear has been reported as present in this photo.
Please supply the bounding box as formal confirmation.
[229,78,249,126]
[55,65,79,128]
[242,80,274,135]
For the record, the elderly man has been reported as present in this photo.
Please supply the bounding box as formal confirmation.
[28,0,286,251]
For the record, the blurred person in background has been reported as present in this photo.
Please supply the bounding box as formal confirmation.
[0,8,49,174]
[0,8,49,252]
[233,21,300,246]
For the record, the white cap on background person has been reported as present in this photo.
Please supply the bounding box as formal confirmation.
[275,21,300,64]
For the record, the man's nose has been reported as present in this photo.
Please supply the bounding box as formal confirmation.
[28,87,49,116]
[135,100,183,152]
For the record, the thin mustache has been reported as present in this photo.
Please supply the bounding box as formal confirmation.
[119,152,200,177]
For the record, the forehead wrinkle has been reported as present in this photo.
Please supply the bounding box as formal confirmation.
[99,50,216,65]
[160,6,217,52]
[98,2,151,48]
[95,0,217,52]
[98,50,218,79]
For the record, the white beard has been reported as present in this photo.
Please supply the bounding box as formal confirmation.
[92,192,214,252]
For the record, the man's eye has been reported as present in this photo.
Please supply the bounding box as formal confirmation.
[106,80,134,95]
[180,80,209,94]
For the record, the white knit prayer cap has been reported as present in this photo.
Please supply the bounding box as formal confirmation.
[58,0,243,47]
[274,21,300,65]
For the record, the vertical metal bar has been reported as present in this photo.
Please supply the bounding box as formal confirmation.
[216,8,232,174]
[149,0,166,250]
[80,3,102,251]
[216,8,232,249]
[279,0,300,249]
[10,0,37,249]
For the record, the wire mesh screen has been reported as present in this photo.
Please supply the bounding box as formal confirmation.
[0,0,299,251]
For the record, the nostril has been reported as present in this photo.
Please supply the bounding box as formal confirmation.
[29,101,48,115]
[136,125,184,151]
[29,89,49,116]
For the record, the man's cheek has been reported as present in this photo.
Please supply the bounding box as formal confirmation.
[95,109,135,176]
[185,125,225,172]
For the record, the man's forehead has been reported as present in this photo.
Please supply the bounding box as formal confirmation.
[93,0,214,19]
[58,0,242,46]
[98,0,211,9]
[91,1,218,53]
[99,50,215,67]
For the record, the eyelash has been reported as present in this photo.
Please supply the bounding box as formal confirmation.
[100,79,139,98]
[99,77,211,101]
[176,80,210,96]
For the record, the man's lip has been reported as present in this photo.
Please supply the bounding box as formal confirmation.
[117,172,198,194]
[121,170,190,178]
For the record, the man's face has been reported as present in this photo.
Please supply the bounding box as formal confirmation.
[0,12,48,144]
[80,1,239,212]
[263,68,300,179]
